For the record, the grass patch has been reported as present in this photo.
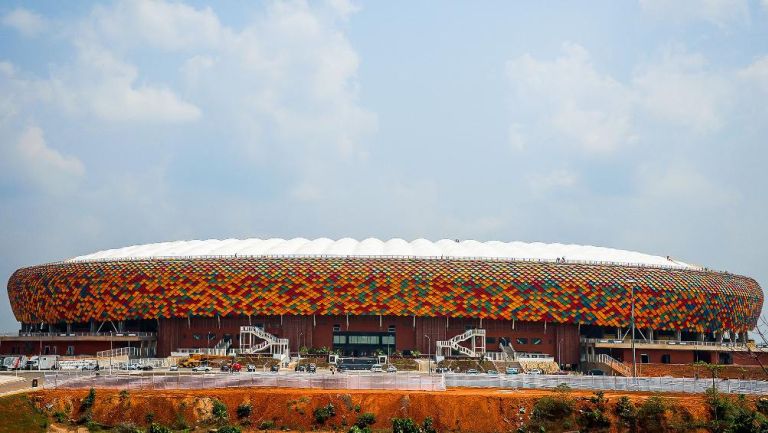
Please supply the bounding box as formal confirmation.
[0,394,49,433]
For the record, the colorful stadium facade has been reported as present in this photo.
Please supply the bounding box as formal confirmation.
[3,238,765,368]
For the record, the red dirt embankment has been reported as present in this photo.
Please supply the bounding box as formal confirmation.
[635,363,768,380]
[29,387,717,433]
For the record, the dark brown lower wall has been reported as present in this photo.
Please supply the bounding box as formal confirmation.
[156,315,581,365]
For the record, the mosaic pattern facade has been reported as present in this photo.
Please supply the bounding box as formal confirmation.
[7,258,763,332]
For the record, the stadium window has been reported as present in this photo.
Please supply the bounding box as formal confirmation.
[532,338,542,345]
[641,354,649,364]
[388,325,396,333]
[486,337,496,344]
[44,346,50,355]
[333,324,341,332]
[516,338,528,345]
[382,335,395,345]
[66,346,74,356]
[193,334,201,340]
[333,335,346,344]
[661,354,671,364]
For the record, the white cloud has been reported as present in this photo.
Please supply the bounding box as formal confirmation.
[84,0,228,51]
[740,56,768,93]
[53,45,202,123]
[2,8,46,37]
[633,48,730,133]
[636,162,739,205]
[506,42,635,153]
[528,169,579,193]
[639,0,750,27]
[14,126,85,194]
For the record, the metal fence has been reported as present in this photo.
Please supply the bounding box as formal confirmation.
[39,371,768,395]
[43,371,446,392]
[445,374,768,395]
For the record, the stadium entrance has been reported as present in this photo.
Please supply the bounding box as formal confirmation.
[332,331,396,356]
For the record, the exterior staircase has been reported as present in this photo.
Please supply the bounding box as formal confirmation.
[500,342,517,360]
[236,326,290,362]
[585,353,632,377]
[436,329,486,358]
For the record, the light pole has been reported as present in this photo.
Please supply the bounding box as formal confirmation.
[109,331,113,374]
[298,332,303,359]
[424,335,431,375]
[626,279,638,380]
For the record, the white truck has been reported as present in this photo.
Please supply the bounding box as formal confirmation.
[2,355,28,370]
[25,355,59,370]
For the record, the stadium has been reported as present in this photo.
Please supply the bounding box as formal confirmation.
[3,238,765,373]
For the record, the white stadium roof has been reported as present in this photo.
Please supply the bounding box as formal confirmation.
[67,238,695,269]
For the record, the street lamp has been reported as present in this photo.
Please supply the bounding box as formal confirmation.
[298,332,303,358]
[626,279,638,380]
[424,335,431,375]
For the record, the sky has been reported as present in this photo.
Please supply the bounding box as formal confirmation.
[0,1,767,333]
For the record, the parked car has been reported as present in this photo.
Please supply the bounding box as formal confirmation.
[295,365,306,372]
[141,365,153,371]
[587,369,605,376]
[270,364,279,372]
[371,364,384,373]
[192,365,212,372]
[527,369,542,375]
[230,362,242,372]
[467,369,479,374]
[308,363,317,373]
[169,365,179,371]
[247,364,256,372]
[387,365,397,373]
[435,367,450,374]
[505,367,520,375]
[486,369,499,375]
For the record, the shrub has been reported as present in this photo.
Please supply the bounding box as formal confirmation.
[757,398,768,415]
[313,403,336,424]
[144,412,154,424]
[355,413,376,428]
[53,411,67,423]
[237,403,253,419]
[212,399,229,422]
[259,420,276,430]
[579,407,611,430]
[114,423,144,433]
[422,416,437,433]
[219,425,243,433]
[637,396,666,433]
[148,423,171,433]
[81,388,96,411]
[119,389,130,401]
[532,396,573,421]
[615,396,637,430]
[392,418,420,433]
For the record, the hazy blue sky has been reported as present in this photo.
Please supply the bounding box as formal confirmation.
[1,1,767,332]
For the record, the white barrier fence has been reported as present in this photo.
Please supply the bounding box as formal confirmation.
[445,374,768,395]
[40,372,768,395]
[43,371,445,392]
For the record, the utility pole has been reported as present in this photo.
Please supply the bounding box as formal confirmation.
[424,335,431,375]
[626,279,638,381]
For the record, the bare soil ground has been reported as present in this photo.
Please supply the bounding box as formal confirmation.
[19,387,728,433]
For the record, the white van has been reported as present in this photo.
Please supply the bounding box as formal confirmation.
[371,364,383,373]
